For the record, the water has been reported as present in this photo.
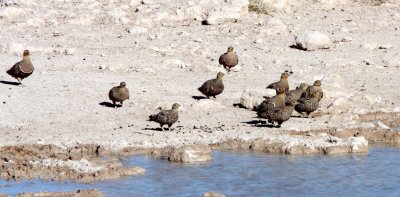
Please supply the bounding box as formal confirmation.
[1,146,400,197]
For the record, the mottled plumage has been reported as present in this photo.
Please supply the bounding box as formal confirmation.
[149,103,180,131]
[295,91,321,117]
[109,82,130,107]
[256,88,286,118]
[219,46,238,71]
[266,72,290,92]
[198,72,224,99]
[301,80,323,101]
[6,50,34,84]
[266,100,297,127]
[285,83,309,104]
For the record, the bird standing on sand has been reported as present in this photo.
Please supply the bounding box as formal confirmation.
[295,91,322,118]
[285,83,309,103]
[266,72,290,92]
[109,82,130,108]
[198,72,225,99]
[6,50,34,85]
[257,88,286,118]
[148,103,181,131]
[266,100,298,127]
[219,46,238,72]
[302,80,323,101]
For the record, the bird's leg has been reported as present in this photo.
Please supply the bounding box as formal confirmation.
[120,101,123,107]
[112,101,117,108]
[160,124,164,131]
[213,96,216,99]
[168,124,173,131]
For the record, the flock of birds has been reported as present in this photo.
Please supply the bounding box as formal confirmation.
[5,47,323,131]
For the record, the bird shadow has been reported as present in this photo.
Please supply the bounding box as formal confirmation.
[232,103,248,109]
[99,102,120,108]
[242,120,277,128]
[289,44,307,51]
[192,96,207,100]
[0,80,21,86]
[142,127,167,132]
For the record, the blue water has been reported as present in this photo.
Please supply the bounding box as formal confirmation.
[1,146,400,197]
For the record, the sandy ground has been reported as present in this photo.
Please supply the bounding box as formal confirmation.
[0,0,400,154]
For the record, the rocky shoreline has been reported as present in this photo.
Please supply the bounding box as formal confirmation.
[1,111,399,183]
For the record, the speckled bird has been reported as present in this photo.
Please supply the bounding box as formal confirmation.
[285,83,309,104]
[6,50,34,85]
[295,91,321,117]
[301,80,323,101]
[265,100,297,127]
[148,103,180,131]
[198,72,224,99]
[256,88,286,118]
[219,46,238,72]
[266,72,290,92]
[109,82,130,108]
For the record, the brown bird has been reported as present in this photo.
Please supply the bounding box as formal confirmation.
[6,50,34,85]
[266,72,290,92]
[219,46,238,72]
[109,82,130,108]
[257,88,286,118]
[266,100,298,127]
[285,83,309,104]
[295,91,321,118]
[198,72,224,99]
[148,103,181,131]
[301,80,323,101]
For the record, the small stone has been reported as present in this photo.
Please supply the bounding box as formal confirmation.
[341,37,352,42]
[378,45,393,49]
[363,59,374,65]
[203,192,226,197]
[254,38,263,43]
[127,27,148,35]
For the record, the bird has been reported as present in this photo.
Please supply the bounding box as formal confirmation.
[266,71,290,92]
[295,91,322,118]
[301,80,323,101]
[148,103,181,131]
[219,46,238,72]
[256,88,286,118]
[285,83,309,104]
[198,72,224,99]
[6,50,34,85]
[108,82,130,108]
[265,100,298,127]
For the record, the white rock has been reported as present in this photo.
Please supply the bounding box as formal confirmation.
[321,74,348,98]
[26,18,45,27]
[127,27,148,35]
[262,18,288,35]
[191,100,225,111]
[205,0,249,25]
[341,37,353,42]
[376,121,390,129]
[168,145,212,163]
[316,0,347,8]
[295,30,331,51]
[363,59,374,65]
[240,88,266,109]
[261,0,298,12]
[0,7,25,20]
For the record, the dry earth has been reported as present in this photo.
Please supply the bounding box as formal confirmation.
[0,0,400,183]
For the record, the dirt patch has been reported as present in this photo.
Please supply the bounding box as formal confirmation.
[14,189,103,197]
[0,145,144,183]
[357,112,400,128]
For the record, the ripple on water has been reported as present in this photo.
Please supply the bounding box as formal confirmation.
[1,146,400,196]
